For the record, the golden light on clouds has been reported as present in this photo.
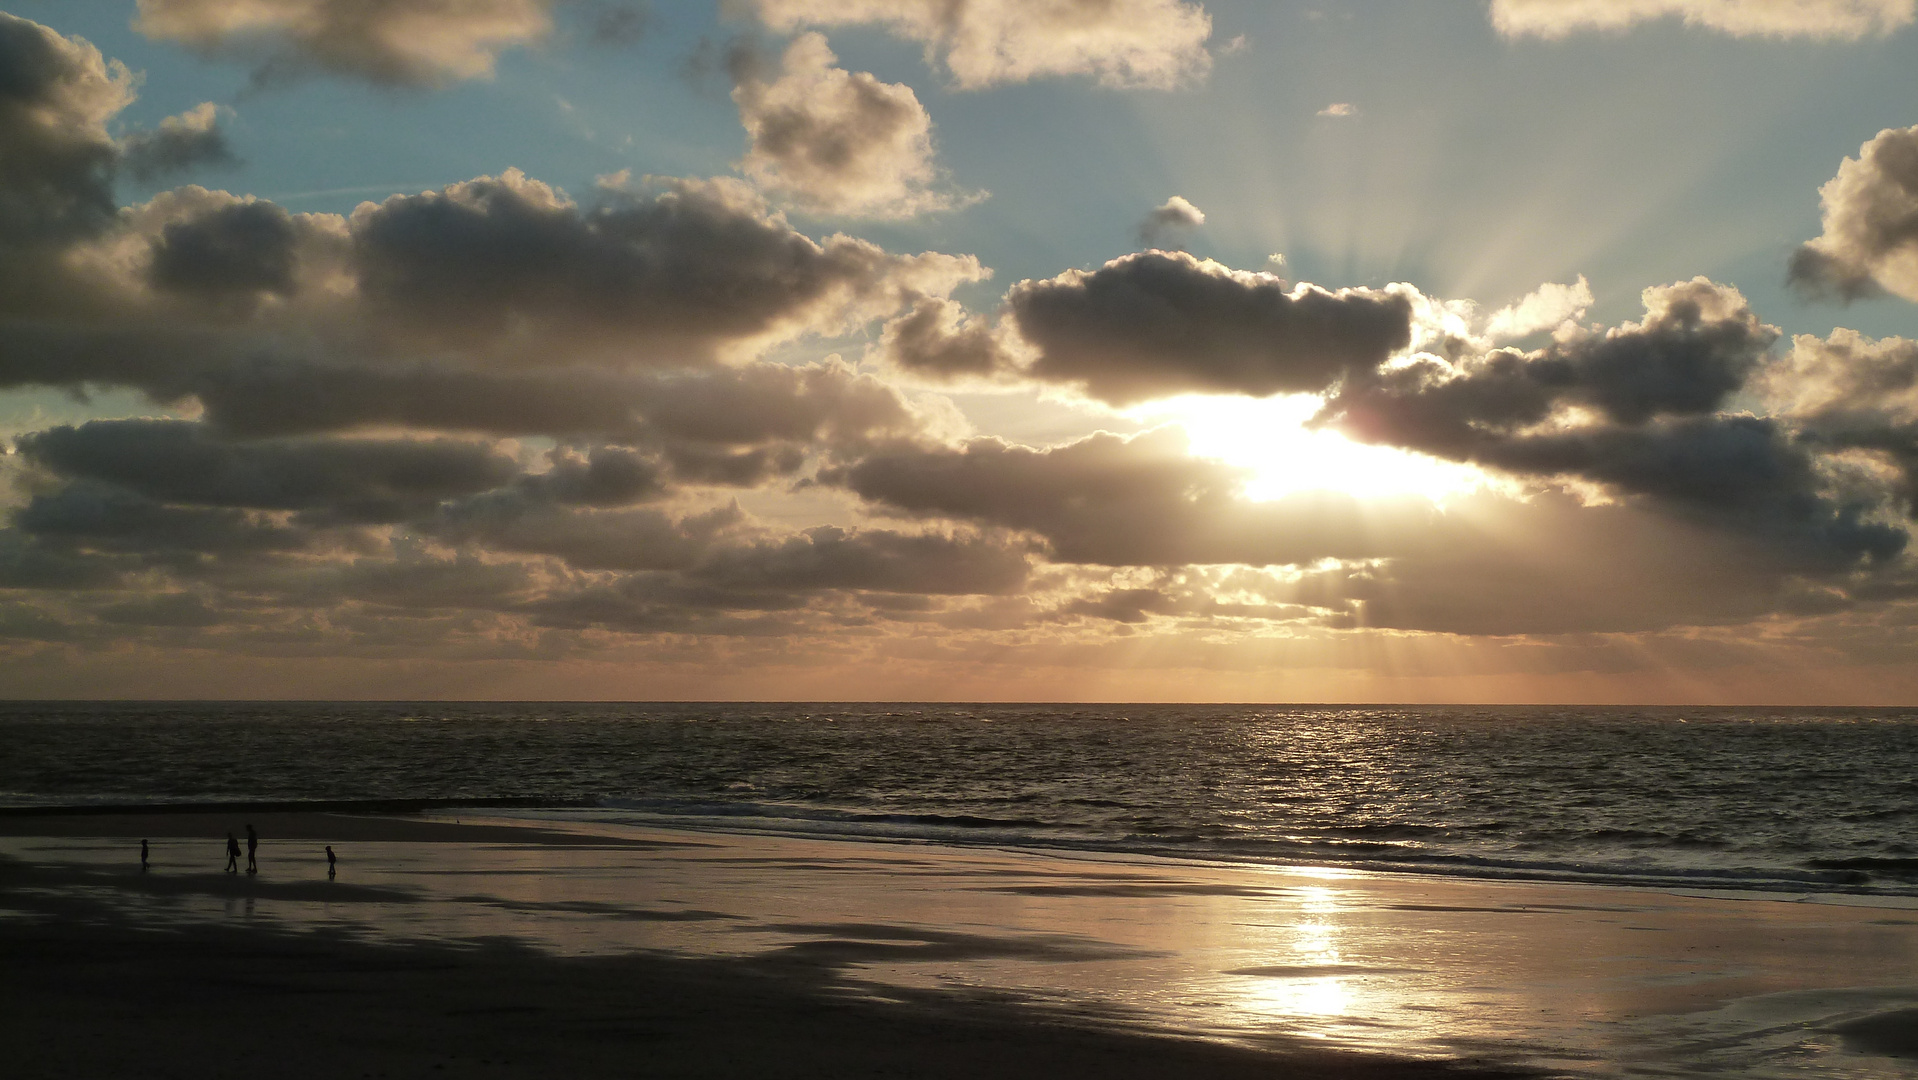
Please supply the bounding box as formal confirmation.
[1128,394,1492,503]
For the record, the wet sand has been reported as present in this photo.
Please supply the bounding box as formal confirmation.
[3,810,1916,1077]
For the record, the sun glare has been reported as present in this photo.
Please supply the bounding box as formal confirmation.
[1128,395,1489,503]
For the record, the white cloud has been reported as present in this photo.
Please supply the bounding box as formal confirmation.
[1790,124,1918,303]
[1482,276,1594,343]
[1490,0,1915,39]
[733,33,975,219]
[1137,195,1205,249]
[743,0,1214,90]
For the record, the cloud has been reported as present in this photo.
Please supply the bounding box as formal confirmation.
[1290,489,1888,636]
[1489,0,1916,39]
[1481,276,1593,342]
[0,13,136,251]
[1332,278,1776,451]
[14,483,320,556]
[584,2,651,45]
[835,427,1436,567]
[1006,251,1415,405]
[350,170,984,362]
[146,196,302,302]
[132,0,557,87]
[1765,329,1918,511]
[119,102,236,183]
[1320,279,1909,572]
[741,0,1214,89]
[1767,328,1918,425]
[1790,124,1918,303]
[873,297,1018,380]
[6,8,1918,677]
[1316,102,1358,118]
[733,33,973,219]
[15,419,520,522]
[833,422,1910,635]
[426,499,738,571]
[1137,195,1205,250]
[0,166,985,377]
[687,526,1032,596]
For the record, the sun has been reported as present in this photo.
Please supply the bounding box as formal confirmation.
[1127,393,1490,503]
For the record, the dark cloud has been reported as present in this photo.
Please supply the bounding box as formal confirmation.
[1007,251,1414,406]
[300,550,539,612]
[0,530,129,590]
[133,0,557,88]
[119,102,235,183]
[180,356,923,447]
[689,526,1031,596]
[16,419,518,522]
[514,525,1030,637]
[1332,278,1775,454]
[520,576,811,634]
[1318,281,1905,573]
[1471,417,1904,566]
[0,13,128,253]
[1790,124,1918,304]
[0,17,230,277]
[350,170,981,362]
[518,446,665,506]
[178,360,648,438]
[0,355,927,503]
[148,198,299,301]
[872,298,1015,379]
[427,500,738,572]
[836,427,1435,567]
[14,483,316,556]
[1288,490,1893,636]
[93,591,225,628]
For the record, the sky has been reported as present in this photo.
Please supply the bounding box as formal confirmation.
[1,0,1916,703]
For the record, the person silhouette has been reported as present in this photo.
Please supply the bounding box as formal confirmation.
[245,824,258,874]
[325,845,336,879]
[225,833,241,873]
[140,839,149,871]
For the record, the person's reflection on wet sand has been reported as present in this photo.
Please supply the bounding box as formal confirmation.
[225,833,240,873]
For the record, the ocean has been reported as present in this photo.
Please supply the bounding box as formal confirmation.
[4,701,1915,897]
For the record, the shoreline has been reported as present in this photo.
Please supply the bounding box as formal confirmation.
[5,810,1918,1077]
[8,799,1912,905]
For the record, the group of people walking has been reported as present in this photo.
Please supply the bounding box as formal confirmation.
[137,827,337,877]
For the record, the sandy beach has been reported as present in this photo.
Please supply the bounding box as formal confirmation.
[3,810,1915,1078]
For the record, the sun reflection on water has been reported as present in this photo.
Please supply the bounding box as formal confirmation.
[1231,883,1365,1023]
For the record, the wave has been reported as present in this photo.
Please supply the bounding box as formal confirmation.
[567,798,1918,898]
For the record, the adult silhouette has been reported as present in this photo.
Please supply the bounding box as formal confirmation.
[245,824,258,874]
[326,845,337,879]
[140,838,149,871]
[225,833,241,873]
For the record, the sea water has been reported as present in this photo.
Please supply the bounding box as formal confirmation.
[3,701,1915,897]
